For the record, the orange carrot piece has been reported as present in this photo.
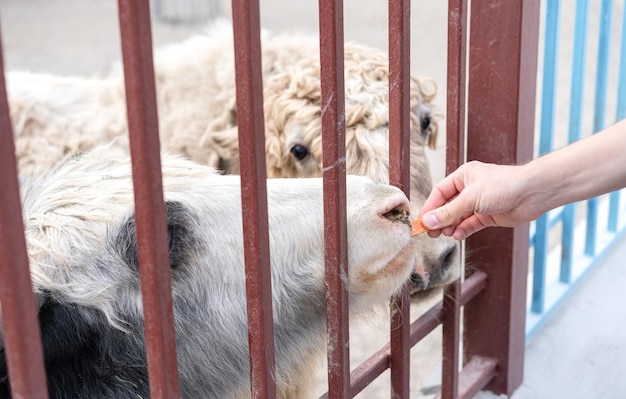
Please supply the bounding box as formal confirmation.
[411,218,428,237]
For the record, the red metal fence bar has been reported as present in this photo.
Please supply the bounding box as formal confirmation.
[440,0,469,397]
[231,0,277,397]
[318,0,350,398]
[0,2,543,398]
[117,1,181,397]
[445,0,468,176]
[456,356,498,399]
[464,0,540,395]
[0,31,49,399]
[388,0,412,397]
[333,3,511,396]
[435,273,491,399]
[347,269,488,397]
[346,303,443,398]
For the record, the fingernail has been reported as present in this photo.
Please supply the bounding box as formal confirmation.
[422,213,439,228]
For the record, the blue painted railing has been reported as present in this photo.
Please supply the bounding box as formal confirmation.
[526,0,626,341]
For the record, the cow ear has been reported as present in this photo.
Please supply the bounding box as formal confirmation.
[199,126,240,175]
[163,201,198,271]
[116,213,140,270]
[115,201,197,271]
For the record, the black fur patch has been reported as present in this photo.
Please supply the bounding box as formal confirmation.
[0,294,149,398]
[0,202,200,397]
[116,201,198,272]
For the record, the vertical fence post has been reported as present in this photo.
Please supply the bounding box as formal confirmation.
[532,0,560,314]
[586,0,613,253]
[388,0,411,397]
[445,0,468,178]
[617,3,626,124]
[608,0,625,231]
[464,0,540,395]
[117,1,181,398]
[0,30,50,399]
[231,0,277,397]
[439,0,468,397]
[318,0,350,397]
[562,0,590,282]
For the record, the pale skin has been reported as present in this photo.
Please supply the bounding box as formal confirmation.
[419,118,626,240]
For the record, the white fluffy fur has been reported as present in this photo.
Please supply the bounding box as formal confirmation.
[9,22,438,181]
[8,23,460,397]
[12,148,418,398]
[8,21,457,292]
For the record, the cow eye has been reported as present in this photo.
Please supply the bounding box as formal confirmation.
[290,145,310,161]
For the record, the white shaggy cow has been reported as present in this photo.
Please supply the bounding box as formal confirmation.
[0,148,417,398]
[8,23,458,297]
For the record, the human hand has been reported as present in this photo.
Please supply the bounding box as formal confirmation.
[418,161,542,240]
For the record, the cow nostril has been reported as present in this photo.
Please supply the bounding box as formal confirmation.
[379,193,410,224]
[427,244,457,283]
[409,272,426,291]
[409,243,460,296]
[382,207,409,223]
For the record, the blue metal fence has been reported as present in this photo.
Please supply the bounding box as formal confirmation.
[527,0,626,340]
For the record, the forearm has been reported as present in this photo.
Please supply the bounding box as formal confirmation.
[522,119,626,214]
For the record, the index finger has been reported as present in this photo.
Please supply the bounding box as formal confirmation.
[419,177,462,218]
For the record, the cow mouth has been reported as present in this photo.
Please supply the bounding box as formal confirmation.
[408,266,452,297]
[359,241,415,286]
[409,241,458,297]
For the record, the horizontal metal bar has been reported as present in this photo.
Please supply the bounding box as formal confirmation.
[457,356,499,399]
[341,272,488,397]
[433,355,498,399]
[410,301,444,347]
[410,271,488,347]
[343,343,391,398]
[459,271,489,306]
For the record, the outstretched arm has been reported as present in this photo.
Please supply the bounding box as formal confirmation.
[419,118,626,240]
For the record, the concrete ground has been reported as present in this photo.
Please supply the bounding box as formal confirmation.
[477,232,626,399]
[2,0,626,398]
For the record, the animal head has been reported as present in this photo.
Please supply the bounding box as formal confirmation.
[262,44,437,183]
[204,41,459,298]
[2,148,416,398]
[6,23,459,304]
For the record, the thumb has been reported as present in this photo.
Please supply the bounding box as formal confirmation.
[421,199,468,230]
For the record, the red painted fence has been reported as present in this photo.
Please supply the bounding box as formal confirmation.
[0,1,540,398]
